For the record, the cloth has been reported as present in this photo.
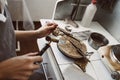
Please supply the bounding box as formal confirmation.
[0,5,16,62]
[72,30,92,41]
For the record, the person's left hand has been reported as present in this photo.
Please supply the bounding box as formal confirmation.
[35,22,58,38]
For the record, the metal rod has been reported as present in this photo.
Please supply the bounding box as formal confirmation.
[57,27,80,42]
[69,40,90,62]
[71,0,81,20]
[71,3,87,7]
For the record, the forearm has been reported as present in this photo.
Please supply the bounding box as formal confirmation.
[0,62,7,79]
[15,30,38,41]
[0,60,4,79]
[15,23,57,41]
[0,73,3,79]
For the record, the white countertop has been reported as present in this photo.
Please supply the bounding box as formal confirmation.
[37,19,119,80]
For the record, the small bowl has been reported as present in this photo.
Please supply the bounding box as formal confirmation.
[88,32,109,50]
[110,45,120,64]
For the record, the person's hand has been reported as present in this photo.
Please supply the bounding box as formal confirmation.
[0,52,42,80]
[35,22,58,38]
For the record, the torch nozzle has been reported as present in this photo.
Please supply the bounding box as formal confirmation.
[46,36,59,43]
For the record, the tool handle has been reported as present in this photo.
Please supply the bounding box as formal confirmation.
[37,43,50,56]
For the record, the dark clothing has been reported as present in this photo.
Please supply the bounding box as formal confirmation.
[0,5,16,62]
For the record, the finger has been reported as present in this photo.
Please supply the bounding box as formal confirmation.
[32,56,43,63]
[46,22,58,26]
[47,25,58,31]
[53,23,58,26]
[18,76,29,80]
[47,23,54,26]
[19,71,33,77]
[49,23,58,27]
[49,25,57,32]
[32,56,43,65]
[21,63,40,71]
[32,64,41,69]
[13,74,30,80]
[24,52,38,56]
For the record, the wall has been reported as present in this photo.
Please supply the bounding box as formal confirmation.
[95,0,120,42]
[25,0,57,21]
[8,0,57,21]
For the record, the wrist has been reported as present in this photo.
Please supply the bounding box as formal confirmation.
[34,30,42,39]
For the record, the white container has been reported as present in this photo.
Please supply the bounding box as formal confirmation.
[81,0,97,28]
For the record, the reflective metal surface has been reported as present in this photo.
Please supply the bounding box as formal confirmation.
[88,32,109,50]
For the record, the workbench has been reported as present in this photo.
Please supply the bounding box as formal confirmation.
[37,19,119,80]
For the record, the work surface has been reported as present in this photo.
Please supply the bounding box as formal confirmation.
[37,19,119,80]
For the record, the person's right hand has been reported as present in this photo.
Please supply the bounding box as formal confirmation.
[0,52,42,80]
